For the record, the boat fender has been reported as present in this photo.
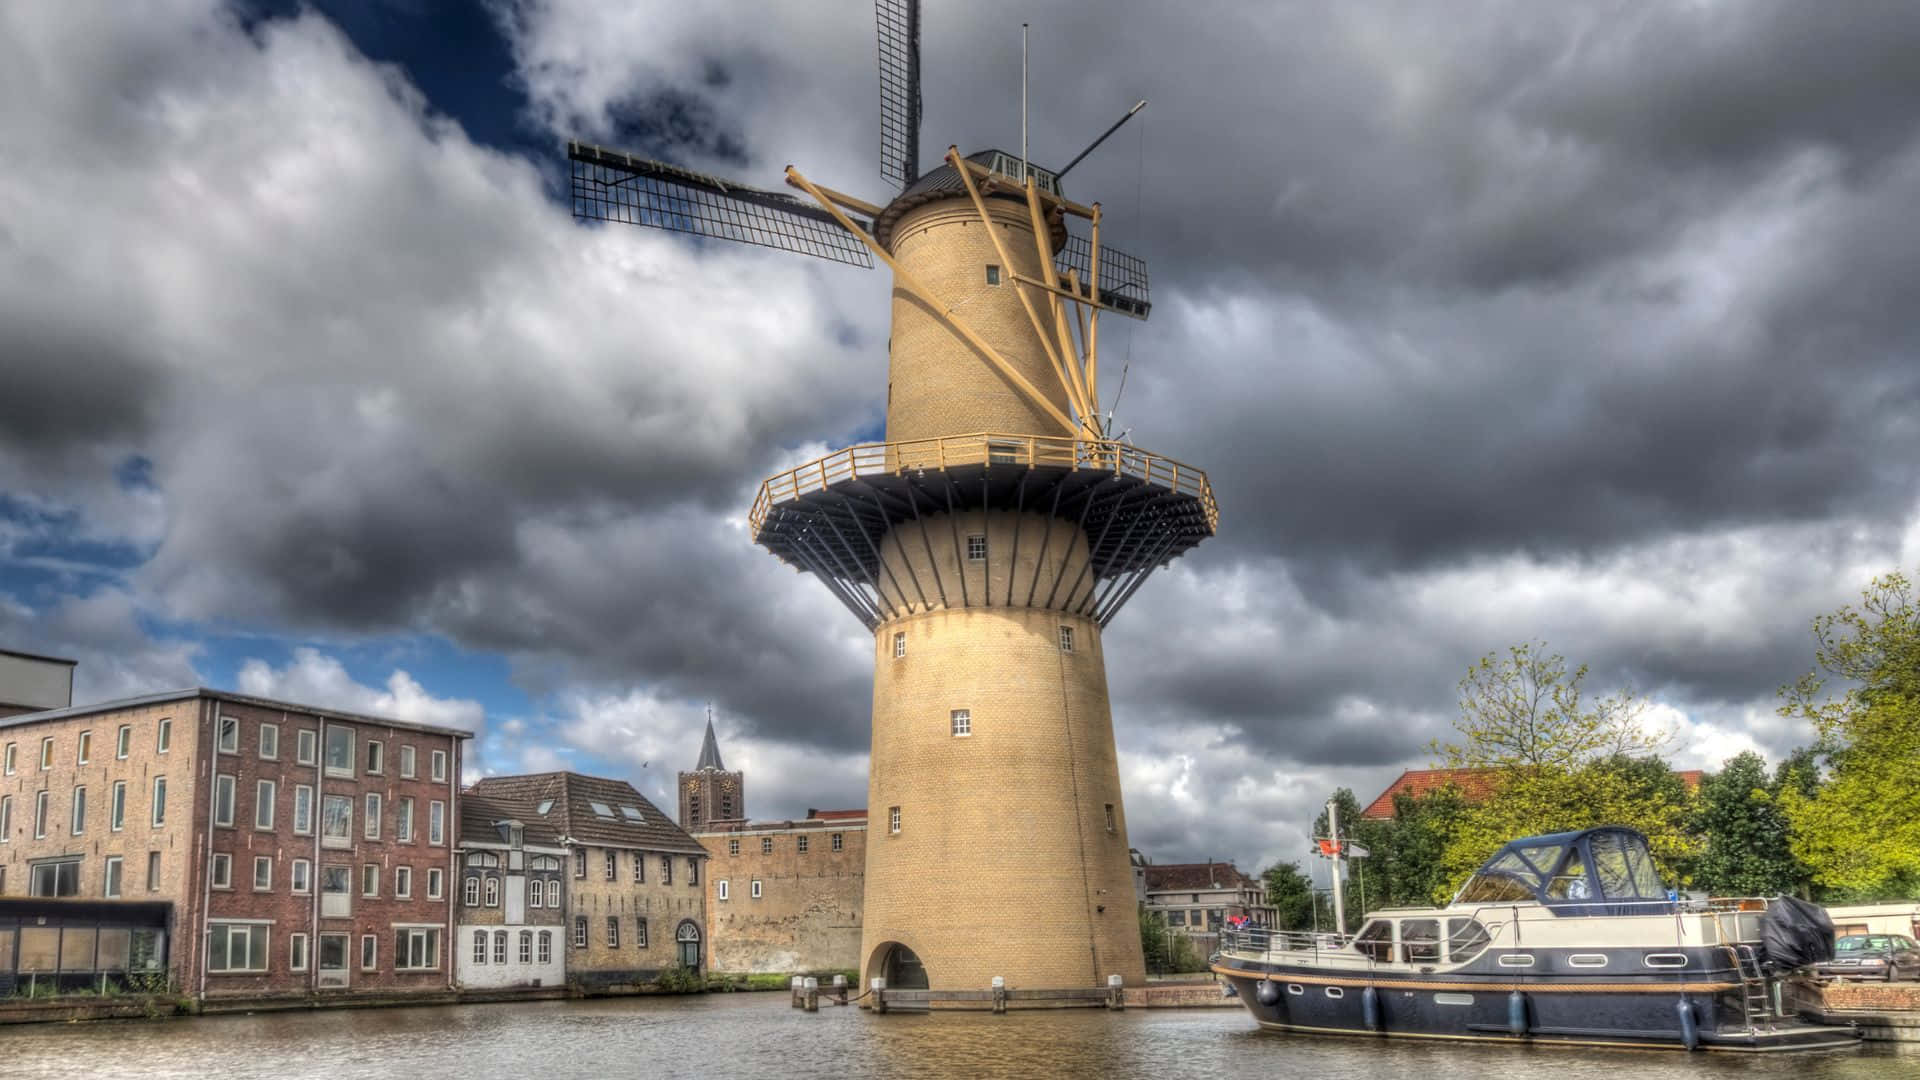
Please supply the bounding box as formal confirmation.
[1506,990,1528,1037]
[1361,985,1382,1032]
[1676,998,1698,1052]
[1253,979,1278,1006]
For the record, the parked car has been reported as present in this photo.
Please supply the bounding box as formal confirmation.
[1814,934,1920,981]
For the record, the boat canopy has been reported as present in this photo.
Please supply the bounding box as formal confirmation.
[1451,826,1673,916]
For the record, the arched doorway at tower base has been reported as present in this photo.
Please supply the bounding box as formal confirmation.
[868,942,929,990]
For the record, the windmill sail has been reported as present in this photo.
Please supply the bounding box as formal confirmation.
[568,142,873,267]
[876,0,922,188]
[1055,233,1152,319]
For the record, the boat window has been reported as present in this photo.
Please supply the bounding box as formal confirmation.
[1486,851,1535,879]
[1515,843,1565,878]
[1546,852,1591,900]
[1353,920,1393,963]
[1325,986,1344,999]
[1455,873,1535,904]
[1624,837,1665,899]
[1446,918,1491,964]
[1590,831,1665,900]
[1401,919,1442,964]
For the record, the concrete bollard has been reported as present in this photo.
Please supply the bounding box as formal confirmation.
[871,977,887,1014]
[1107,974,1125,1011]
[791,975,805,1008]
[803,976,820,1013]
[832,974,849,1006]
[991,975,1007,1015]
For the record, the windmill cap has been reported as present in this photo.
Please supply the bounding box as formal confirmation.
[872,149,1067,253]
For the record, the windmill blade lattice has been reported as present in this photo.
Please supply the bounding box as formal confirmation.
[569,142,873,268]
[876,0,922,188]
[1055,233,1152,320]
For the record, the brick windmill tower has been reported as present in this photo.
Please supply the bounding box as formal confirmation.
[566,2,1215,997]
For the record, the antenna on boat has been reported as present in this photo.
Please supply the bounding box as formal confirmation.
[1326,798,1347,933]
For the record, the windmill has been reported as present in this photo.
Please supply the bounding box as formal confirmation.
[565,1,1217,1000]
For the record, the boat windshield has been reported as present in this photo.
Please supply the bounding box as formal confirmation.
[1455,872,1535,903]
[1590,830,1666,900]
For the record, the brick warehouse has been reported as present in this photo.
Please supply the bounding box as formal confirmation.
[0,688,468,999]
[695,809,867,975]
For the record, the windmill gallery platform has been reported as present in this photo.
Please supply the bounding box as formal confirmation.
[564,0,1216,1007]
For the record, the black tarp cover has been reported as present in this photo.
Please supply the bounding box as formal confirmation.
[1758,895,1835,970]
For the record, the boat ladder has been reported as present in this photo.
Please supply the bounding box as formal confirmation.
[1731,944,1774,1032]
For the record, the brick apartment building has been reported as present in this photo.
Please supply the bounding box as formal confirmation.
[1141,861,1276,946]
[695,809,867,975]
[0,688,469,999]
[455,792,569,989]
[467,772,708,987]
[0,648,74,719]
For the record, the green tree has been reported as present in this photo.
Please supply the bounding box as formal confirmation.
[1375,786,1468,908]
[1261,861,1315,930]
[1693,751,1806,897]
[1436,641,1668,769]
[1780,572,1920,899]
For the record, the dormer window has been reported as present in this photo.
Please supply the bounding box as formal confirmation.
[536,800,554,815]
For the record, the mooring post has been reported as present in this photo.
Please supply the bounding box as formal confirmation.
[991,975,1007,1015]
[871,977,887,1014]
[832,973,849,1005]
[790,975,805,1008]
[1107,974,1124,1011]
[803,976,820,1013]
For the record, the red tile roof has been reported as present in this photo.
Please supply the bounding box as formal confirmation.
[468,771,706,855]
[1360,767,1705,820]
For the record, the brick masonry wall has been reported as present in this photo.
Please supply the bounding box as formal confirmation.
[565,844,707,982]
[697,825,865,974]
[1816,980,1920,1012]
[0,699,204,986]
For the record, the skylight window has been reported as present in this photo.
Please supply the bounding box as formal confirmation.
[619,806,644,821]
[536,800,554,815]
[590,802,614,818]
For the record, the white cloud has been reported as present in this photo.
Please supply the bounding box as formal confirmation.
[236,647,486,733]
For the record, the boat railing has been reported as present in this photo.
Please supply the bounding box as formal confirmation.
[1458,896,1776,948]
[1219,926,1353,960]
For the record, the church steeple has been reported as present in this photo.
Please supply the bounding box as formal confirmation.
[678,705,744,831]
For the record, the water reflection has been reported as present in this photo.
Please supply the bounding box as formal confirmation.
[4,994,1916,1080]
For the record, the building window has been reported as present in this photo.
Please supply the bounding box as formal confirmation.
[832,833,843,852]
[893,632,906,658]
[661,855,673,885]
[950,709,971,737]
[728,838,739,856]
[0,794,9,840]
[210,853,232,890]
[797,835,809,854]
[145,851,160,891]
[324,727,353,777]
[762,837,773,855]
[208,923,269,973]
[292,859,311,894]
[4,741,15,775]
[293,785,313,835]
[104,856,124,898]
[492,930,507,966]
[484,877,499,907]
[216,716,238,754]
[365,740,383,775]
[211,775,234,828]
[29,858,80,897]
[1059,625,1074,653]
[361,934,377,972]
[473,930,488,965]
[751,879,762,900]
[688,857,699,885]
[518,930,532,964]
[985,264,1001,285]
[290,933,309,972]
[606,917,620,949]
[464,876,480,907]
[396,798,414,842]
[157,719,172,753]
[605,851,617,881]
[538,931,552,964]
[1105,804,1116,832]
[362,863,380,898]
[110,780,127,831]
[321,865,352,917]
[573,849,586,879]
[151,777,167,826]
[77,729,92,764]
[296,728,317,766]
[71,784,87,835]
[34,790,48,838]
[364,793,382,840]
[889,807,901,834]
[966,533,987,560]
[430,749,447,782]
[399,745,416,778]
[395,866,412,898]
[255,722,278,760]
[116,725,131,760]
[253,856,272,891]
[428,801,445,845]
[529,878,543,908]
[635,919,649,948]
[545,878,559,907]
[322,795,352,847]
[257,780,277,830]
[718,880,729,901]
[427,867,444,900]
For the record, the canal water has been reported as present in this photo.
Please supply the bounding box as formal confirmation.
[5,993,1916,1079]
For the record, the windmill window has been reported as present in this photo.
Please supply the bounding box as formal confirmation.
[985,264,1001,286]
[1059,626,1074,653]
[951,709,971,737]
[893,632,906,659]
[966,534,987,561]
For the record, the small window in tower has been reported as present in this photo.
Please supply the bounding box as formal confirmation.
[888,806,901,835]
[1059,625,1075,653]
[950,709,971,737]
[728,838,739,856]
[1105,804,1116,832]
[985,264,1001,286]
[966,534,987,561]
[893,631,906,659]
